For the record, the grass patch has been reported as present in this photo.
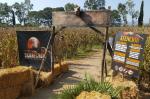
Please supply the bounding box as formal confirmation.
[69,45,102,60]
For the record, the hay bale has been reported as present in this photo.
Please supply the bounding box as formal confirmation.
[0,66,34,99]
[60,62,69,73]
[0,85,21,99]
[39,71,53,87]
[0,66,32,89]
[54,64,61,77]
[33,70,53,87]
[20,69,34,97]
[111,73,138,99]
[76,91,111,99]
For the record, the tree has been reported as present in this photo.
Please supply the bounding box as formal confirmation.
[28,7,64,26]
[28,11,41,25]
[53,7,64,11]
[0,3,12,25]
[65,3,78,11]
[84,0,105,10]
[12,2,25,25]
[126,0,139,26]
[138,0,144,26]
[132,11,139,25]
[12,0,33,25]
[118,3,128,26]
[111,10,121,26]
[24,0,33,24]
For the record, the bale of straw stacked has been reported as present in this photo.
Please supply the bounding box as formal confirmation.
[0,66,34,99]
[60,61,69,73]
[33,70,53,87]
[39,71,53,86]
[53,64,61,77]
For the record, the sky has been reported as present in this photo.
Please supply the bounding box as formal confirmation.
[0,0,150,23]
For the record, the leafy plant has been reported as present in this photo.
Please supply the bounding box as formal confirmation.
[58,74,123,99]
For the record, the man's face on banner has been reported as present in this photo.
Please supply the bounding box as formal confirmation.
[27,37,40,49]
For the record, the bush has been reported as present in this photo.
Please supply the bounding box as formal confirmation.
[58,74,123,99]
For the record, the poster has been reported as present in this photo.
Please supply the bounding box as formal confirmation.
[17,31,52,71]
[112,32,148,78]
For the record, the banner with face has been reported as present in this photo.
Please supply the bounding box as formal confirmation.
[17,31,51,71]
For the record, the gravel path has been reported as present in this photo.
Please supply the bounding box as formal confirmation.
[21,49,111,99]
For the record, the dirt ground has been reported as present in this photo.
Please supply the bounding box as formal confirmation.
[20,49,111,99]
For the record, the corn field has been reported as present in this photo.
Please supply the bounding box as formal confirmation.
[0,27,150,71]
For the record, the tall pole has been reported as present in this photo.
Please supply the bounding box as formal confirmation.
[101,26,109,82]
[51,26,55,74]
[12,10,16,27]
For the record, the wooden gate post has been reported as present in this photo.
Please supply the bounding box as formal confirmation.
[101,26,109,82]
[51,26,56,75]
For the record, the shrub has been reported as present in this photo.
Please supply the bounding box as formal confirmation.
[58,74,123,99]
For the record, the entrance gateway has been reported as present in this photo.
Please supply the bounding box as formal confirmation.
[16,8,113,82]
[52,9,111,81]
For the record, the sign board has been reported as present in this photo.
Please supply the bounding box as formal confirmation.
[112,32,148,78]
[17,31,51,71]
[52,10,111,27]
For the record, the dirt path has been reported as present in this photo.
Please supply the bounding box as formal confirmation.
[21,49,111,99]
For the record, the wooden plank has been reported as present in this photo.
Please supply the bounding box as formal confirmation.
[52,10,111,27]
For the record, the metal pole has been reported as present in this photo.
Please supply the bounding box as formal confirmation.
[101,26,109,82]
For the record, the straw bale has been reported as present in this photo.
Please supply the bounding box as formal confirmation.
[39,71,53,87]
[76,91,111,99]
[54,64,61,77]
[0,85,21,99]
[0,66,34,98]
[20,69,34,97]
[60,61,69,72]
[33,70,53,87]
[0,66,32,89]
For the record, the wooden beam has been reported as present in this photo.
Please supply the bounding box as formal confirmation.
[52,10,111,27]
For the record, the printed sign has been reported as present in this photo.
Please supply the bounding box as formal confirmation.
[17,31,51,71]
[112,32,148,78]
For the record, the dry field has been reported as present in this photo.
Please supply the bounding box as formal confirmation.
[0,27,150,70]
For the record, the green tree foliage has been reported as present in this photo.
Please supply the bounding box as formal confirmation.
[53,7,64,11]
[12,2,25,25]
[65,3,78,11]
[84,0,105,10]
[12,0,33,25]
[138,0,144,27]
[0,3,12,25]
[111,10,121,26]
[118,3,128,26]
[28,7,64,26]
[126,0,139,26]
